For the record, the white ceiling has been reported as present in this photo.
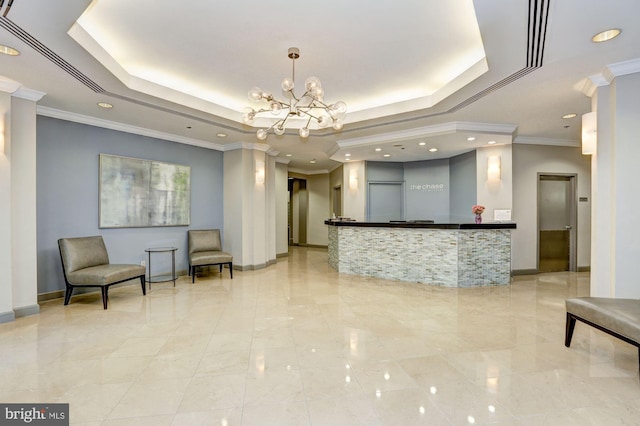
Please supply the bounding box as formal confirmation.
[1,0,639,172]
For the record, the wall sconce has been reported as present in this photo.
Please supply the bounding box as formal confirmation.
[487,156,501,180]
[255,161,265,184]
[349,170,358,190]
[582,111,597,155]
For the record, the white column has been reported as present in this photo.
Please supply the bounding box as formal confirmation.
[476,144,513,220]
[589,68,640,298]
[342,160,366,221]
[0,78,45,322]
[223,143,277,270]
[0,90,14,322]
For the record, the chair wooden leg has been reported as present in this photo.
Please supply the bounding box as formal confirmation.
[565,313,577,347]
[229,262,233,279]
[192,266,196,283]
[64,285,74,305]
[140,276,146,295]
[219,264,223,273]
[101,286,109,310]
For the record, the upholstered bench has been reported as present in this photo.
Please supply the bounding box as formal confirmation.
[565,297,640,371]
[58,236,146,309]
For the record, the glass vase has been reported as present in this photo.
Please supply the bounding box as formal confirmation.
[475,213,482,224]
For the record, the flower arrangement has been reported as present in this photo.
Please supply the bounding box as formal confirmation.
[472,205,485,215]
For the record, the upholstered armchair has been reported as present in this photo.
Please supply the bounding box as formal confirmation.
[188,229,233,282]
[58,236,146,309]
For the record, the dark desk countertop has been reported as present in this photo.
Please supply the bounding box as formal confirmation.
[325,220,517,230]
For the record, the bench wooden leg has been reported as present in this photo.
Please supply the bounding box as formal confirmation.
[565,313,576,347]
[140,275,146,296]
[101,286,109,310]
[64,285,74,305]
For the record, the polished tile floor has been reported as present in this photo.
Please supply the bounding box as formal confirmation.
[1,247,639,425]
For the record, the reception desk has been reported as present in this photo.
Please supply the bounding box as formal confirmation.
[326,220,516,287]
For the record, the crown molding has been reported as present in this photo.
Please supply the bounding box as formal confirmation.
[336,121,517,148]
[222,141,272,152]
[13,87,46,102]
[288,167,329,175]
[583,58,640,97]
[514,136,579,147]
[275,157,291,165]
[36,106,226,151]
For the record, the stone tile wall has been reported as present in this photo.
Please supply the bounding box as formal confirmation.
[328,226,511,287]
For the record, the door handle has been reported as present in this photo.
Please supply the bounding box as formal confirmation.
[565,225,572,230]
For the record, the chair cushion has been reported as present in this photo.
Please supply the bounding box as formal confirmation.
[566,297,640,343]
[66,264,145,286]
[190,250,232,266]
[59,236,110,273]
[188,229,222,254]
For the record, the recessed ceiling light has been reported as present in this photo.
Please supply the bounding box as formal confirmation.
[0,44,20,56]
[592,28,621,43]
[309,159,316,164]
[429,148,438,152]
[418,142,426,146]
[345,158,351,161]
[285,154,292,157]
[216,133,227,138]
[383,154,391,158]
[374,148,382,152]
[488,141,496,145]
[467,137,476,141]
[97,102,113,109]
[562,113,577,119]
[345,153,351,157]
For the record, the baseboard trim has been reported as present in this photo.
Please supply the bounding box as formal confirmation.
[577,266,591,272]
[512,269,539,276]
[39,290,65,303]
[306,244,328,249]
[0,310,16,324]
[234,259,277,271]
[15,304,40,318]
[276,252,289,258]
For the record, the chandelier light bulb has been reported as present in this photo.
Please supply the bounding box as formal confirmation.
[281,77,294,92]
[270,101,282,114]
[244,48,346,140]
[305,76,321,92]
[334,101,347,115]
[248,87,263,102]
[242,109,256,124]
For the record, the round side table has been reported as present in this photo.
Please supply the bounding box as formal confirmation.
[144,247,178,288]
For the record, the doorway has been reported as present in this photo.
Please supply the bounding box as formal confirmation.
[332,185,342,217]
[538,174,576,272]
[367,182,404,222]
[288,177,307,246]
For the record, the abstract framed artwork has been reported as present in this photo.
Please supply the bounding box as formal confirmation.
[99,154,191,228]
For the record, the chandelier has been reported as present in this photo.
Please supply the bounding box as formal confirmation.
[242,47,347,140]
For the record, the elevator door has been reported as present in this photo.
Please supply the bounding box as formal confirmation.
[538,174,576,272]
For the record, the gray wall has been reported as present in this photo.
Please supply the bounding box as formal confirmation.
[36,116,224,294]
[367,153,475,223]
[449,150,477,222]
[404,159,450,222]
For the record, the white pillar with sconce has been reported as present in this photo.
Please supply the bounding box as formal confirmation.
[223,142,278,270]
[0,78,45,323]
[476,144,513,222]
[342,160,366,221]
[586,64,640,298]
